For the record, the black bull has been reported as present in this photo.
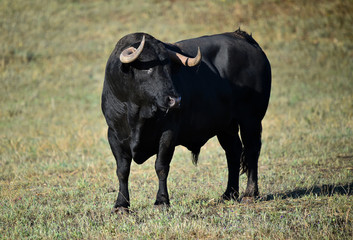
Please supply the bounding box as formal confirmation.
[101,29,271,212]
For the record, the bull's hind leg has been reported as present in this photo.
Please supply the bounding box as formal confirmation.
[239,120,262,200]
[108,128,132,213]
[217,125,242,200]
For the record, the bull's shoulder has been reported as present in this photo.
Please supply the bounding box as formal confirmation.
[102,83,128,124]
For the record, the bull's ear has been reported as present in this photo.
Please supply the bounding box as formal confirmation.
[169,57,182,73]
[163,43,182,73]
[120,62,130,74]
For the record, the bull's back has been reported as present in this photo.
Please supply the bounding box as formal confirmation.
[176,32,271,122]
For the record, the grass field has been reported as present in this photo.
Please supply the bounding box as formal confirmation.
[1,0,352,239]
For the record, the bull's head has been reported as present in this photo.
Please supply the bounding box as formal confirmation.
[116,34,201,114]
[120,35,201,69]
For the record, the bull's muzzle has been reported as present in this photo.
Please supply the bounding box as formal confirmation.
[168,96,181,109]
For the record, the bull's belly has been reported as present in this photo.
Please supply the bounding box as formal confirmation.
[178,131,217,153]
[177,112,232,151]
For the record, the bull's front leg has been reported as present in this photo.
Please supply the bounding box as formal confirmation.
[108,128,132,214]
[154,130,175,206]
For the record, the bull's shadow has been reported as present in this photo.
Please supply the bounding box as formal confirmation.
[192,182,352,206]
[260,182,353,201]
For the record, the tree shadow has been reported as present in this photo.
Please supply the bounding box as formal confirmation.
[260,182,353,201]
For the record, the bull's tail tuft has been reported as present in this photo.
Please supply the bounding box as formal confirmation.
[191,149,200,166]
[239,149,248,175]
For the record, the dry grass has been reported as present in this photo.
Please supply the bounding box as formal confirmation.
[1,0,353,239]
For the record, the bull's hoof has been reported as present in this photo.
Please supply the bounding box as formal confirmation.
[111,206,129,215]
[221,192,239,202]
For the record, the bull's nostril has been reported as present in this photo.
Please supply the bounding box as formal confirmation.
[168,96,181,108]
[168,96,176,107]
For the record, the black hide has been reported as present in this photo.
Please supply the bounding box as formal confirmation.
[102,30,271,210]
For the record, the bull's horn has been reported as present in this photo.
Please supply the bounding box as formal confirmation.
[120,35,145,63]
[168,47,201,67]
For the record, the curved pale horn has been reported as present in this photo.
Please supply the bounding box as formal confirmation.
[168,47,201,67]
[120,35,145,63]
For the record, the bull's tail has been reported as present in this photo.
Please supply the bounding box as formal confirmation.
[239,149,248,175]
[191,149,200,166]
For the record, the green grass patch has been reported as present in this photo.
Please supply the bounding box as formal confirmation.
[1,0,352,239]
